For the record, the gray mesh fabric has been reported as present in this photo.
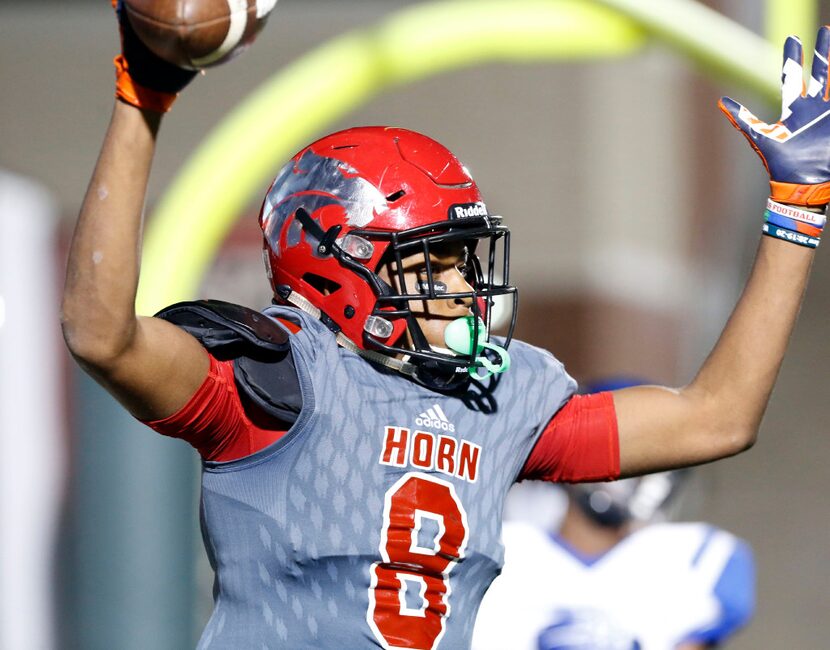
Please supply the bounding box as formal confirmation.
[196,306,575,649]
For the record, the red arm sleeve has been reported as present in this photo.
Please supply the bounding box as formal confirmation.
[519,391,620,483]
[142,354,285,462]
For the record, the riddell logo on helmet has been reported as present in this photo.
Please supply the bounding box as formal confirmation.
[450,202,488,219]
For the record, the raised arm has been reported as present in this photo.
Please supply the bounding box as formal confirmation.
[614,28,830,476]
[61,3,207,421]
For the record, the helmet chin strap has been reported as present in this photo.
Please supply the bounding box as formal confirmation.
[283,290,418,378]
[282,292,509,382]
[444,316,511,380]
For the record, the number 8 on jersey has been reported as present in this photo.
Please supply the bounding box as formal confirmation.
[367,473,470,649]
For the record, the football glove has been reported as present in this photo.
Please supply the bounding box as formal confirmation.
[719,26,830,208]
[112,0,197,113]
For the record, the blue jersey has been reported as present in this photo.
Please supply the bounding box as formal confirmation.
[196,307,575,649]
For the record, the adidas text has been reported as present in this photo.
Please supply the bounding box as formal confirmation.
[415,404,456,432]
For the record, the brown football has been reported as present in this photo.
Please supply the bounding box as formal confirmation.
[123,0,278,70]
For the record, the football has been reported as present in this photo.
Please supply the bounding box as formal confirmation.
[123,0,278,70]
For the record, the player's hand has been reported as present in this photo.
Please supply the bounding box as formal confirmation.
[112,0,197,113]
[719,26,830,207]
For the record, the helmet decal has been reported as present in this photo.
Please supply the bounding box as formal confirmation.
[262,149,387,249]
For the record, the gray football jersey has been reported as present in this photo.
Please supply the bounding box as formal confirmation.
[197,306,575,650]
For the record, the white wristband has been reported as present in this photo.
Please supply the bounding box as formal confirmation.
[766,198,827,228]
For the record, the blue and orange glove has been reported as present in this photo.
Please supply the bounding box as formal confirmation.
[112,0,197,113]
[720,26,830,248]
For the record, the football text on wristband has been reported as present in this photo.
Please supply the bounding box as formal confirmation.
[762,198,826,249]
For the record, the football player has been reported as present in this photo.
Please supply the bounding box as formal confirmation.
[61,4,829,649]
[472,382,755,650]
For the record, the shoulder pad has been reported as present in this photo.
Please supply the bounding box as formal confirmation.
[155,300,291,354]
[235,356,302,422]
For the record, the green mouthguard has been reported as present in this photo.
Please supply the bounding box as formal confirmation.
[444,316,511,379]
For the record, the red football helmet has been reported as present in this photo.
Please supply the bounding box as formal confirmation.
[259,126,516,390]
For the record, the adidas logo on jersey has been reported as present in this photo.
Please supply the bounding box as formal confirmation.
[415,404,455,432]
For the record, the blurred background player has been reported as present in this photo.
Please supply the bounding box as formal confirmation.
[472,381,755,650]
